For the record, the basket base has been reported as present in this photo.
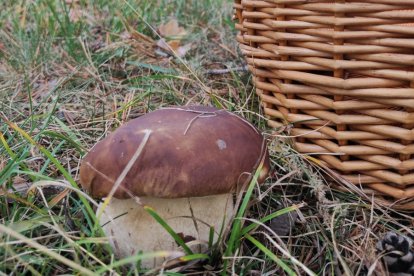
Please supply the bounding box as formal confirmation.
[321,164,414,210]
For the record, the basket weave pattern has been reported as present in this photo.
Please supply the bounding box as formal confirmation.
[234,0,414,208]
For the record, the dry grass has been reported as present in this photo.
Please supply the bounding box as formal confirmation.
[1,0,413,275]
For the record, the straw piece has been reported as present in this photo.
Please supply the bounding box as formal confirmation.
[290,16,404,27]
[297,28,406,40]
[296,56,401,70]
[246,57,324,70]
[350,53,414,66]
[258,30,329,42]
[292,3,407,13]
[359,0,414,5]
[291,41,407,54]
[241,0,274,8]
[260,7,318,17]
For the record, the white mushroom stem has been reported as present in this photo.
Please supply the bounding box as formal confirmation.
[98,194,234,268]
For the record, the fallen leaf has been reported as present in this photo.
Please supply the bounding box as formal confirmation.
[269,210,298,236]
[177,43,192,57]
[167,40,181,51]
[48,188,70,208]
[156,38,191,58]
[155,38,167,50]
[158,19,187,39]
[129,29,154,44]
[155,19,191,58]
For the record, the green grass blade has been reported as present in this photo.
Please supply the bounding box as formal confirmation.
[1,117,96,229]
[6,216,61,235]
[245,234,296,276]
[12,170,54,181]
[208,226,214,249]
[127,61,177,74]
[42,130,85,155]
[241,204,302,236]
[144,206,193,255]
[179,253,210,262]
[221,159,266,275]
[0,131,16,158]
[0,223,95,276]
[224,160,265,257]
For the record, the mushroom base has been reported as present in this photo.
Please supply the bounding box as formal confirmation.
[98,194,234,268]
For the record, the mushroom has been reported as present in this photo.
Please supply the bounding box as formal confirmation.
[79,106,270,267]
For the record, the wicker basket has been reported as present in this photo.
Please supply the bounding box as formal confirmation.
[234,0,414,209]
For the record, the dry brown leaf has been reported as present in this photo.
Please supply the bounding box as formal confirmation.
[156,38,192,58]
[269,210,298,236]
[155,19,192,57]
[158,19,187,39]
[167,40,181,52]
[177,43,192,57]
[48,188,70,208]
[156,38,169,51]
[129,30,154,44]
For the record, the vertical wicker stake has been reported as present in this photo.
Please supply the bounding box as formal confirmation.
[399,79,414,175]
[333,0,348,163]
[234,0,414,210]
[275,2,291,136]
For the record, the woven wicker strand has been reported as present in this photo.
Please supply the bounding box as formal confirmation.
[234,0,414,209]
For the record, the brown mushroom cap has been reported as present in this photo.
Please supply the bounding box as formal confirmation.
[79,106,270,199]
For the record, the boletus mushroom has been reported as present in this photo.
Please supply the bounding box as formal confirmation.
[79,106,270,267]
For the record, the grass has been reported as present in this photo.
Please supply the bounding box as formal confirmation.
[1,0,413,275]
